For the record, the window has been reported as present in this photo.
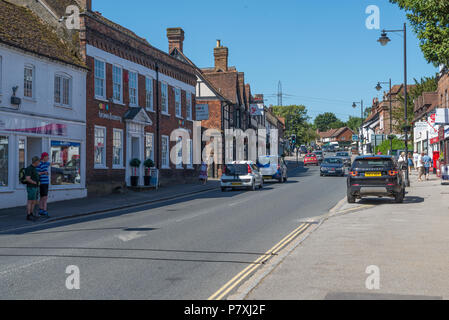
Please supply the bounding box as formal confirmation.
[54,74,71,107]
[129,71,138,106]
[145,133,154,161]
[0,136,8,187]
[113,129,123,167]
[24,65,34,98]
[161,135,169,168]
[187,139,193,168]
[50,141,81,185]
[0,56,2,96]
[18,138,26,183]
[94,59,105,99]
[175,88,182,117]
[176,137,183,168]
[145,77,153,111]
[161,82,168,114]
[94,127,106,167]
[112,65,122,103]
[186,93,192,120]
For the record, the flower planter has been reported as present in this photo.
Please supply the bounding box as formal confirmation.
[144,176,151,186]
[130,176,139,187]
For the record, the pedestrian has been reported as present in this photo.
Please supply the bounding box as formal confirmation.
[398,152,407,171]
[408,152,414,173]
[25,156,41,221]
[416,152,424,182]
[422,152,432,181]
[37,152,50,217]
[413,151,419,171]
[199,161,208,185]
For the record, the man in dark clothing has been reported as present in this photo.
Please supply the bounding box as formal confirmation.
[25,156,40,221]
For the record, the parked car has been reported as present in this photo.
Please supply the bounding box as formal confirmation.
[320,157,345,177]
[257,155,288,183]
[221,161,263,192]
[347,155,405,203]
[314,150,324,162]
[304,153,319,166]
[335,151,352,167]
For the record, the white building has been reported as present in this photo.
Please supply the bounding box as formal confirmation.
[0,0,87,209]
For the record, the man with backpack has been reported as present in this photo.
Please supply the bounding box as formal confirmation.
[24,156,40,221]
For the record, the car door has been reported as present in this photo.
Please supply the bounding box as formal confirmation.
[252,164,262,184]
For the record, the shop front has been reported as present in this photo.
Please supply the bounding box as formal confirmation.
[0,111,86,209]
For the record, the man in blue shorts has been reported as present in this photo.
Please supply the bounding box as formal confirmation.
[37,152,51,217]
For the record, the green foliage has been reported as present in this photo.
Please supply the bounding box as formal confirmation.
[314,112,339,132]
[390,0,449,66]
[129,158,141,168]
[393,76,438,133]
[271,105,312,145]
[375,138,413,155]
[143,159,155,168]
[346,116,363,132]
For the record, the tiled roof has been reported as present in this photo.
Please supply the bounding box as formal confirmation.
[201,69,240,105]
[44,0,79,16]
[0,0,85,68]
[318,127,352,139]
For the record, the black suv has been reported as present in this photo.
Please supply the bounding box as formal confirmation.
[347,155,405,203]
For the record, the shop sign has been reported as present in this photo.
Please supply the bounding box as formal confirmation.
[196,104,209,121]
[0,117,67,136]
[98,111,122,123]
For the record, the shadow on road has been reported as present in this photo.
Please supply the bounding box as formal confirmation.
[357,196,425,205]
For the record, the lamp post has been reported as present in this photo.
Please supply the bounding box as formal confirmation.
[352,100,364,155]
[375,79,394,154]
[378,23,410,187]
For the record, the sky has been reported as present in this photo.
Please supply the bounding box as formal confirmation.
[92,0,438,122]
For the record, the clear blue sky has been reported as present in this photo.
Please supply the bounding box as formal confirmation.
[92,0,437,121]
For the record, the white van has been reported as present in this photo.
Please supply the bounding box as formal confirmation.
[257,155,288,183]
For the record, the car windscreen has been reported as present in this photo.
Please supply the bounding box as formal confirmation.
[353,158,394,168]
[225,164,248,175]
[336,153,349,157]
[306,154,316,158]
[323,158,342,164]
[258,157,277,167]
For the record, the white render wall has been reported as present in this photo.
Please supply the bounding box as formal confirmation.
[0,44,87,209]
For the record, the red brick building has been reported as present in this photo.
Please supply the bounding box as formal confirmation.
[17,0,199,194]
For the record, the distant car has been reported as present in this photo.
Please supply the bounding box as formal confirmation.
[347,155,405,203]
[304,153,319,166]
[221,161,263,192]
[335,151,352,167]
[320,157,345,177]
[299,145,308,154]
[257,155,288,183]
[314,150,324,162]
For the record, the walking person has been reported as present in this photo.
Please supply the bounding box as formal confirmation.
[413,151,419,172]
[398,152,407,172]
[417,152,424,182]
[422,152,432,181]
[199,161,208,185]
[37,152,50,217]
[25,156,41,221]
[408,152,414,173]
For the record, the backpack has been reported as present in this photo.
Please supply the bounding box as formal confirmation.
[19,168,27,184]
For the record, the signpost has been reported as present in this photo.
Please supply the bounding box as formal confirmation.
[150,168,159,189]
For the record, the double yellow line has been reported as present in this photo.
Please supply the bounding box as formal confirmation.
[208,222,311,300]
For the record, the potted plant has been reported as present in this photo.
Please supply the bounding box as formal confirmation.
[129,158,141,187]
[143,159,155,186]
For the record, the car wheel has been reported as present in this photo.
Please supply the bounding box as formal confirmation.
[347,192,356,204]
[259,180,264,189]
[250,181,256,191]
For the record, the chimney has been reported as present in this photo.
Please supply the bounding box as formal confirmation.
[77,0,92,11]
[214,40,228,72]
[167,28,185,53]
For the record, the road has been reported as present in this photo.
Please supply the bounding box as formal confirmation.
[0,160,346,300]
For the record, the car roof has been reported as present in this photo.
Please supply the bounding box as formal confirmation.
[354,155,393,160]
[230,161,255,164]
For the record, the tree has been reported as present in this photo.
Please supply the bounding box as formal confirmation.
[392,76,438,133]
[271,105,310,145]
[375,138,413,155]
[390,0,449,66]
[346,116,363,132]
[314,113,339,132]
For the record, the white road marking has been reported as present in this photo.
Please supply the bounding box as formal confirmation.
[117,231,146,242]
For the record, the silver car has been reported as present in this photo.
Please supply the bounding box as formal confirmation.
[221,161,263,191]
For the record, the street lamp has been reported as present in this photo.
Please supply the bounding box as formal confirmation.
[377,23,410,187]
[375,79,394,154]
[352,100,364,155]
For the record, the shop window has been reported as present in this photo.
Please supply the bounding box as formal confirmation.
[18,138,26,183]
[0,136,8,187]
[94,126,106,167]
[50,141,81,185]
[112,129,123,167]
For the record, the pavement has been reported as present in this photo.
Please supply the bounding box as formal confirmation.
[0,180,221,233]
[238,169,449,300]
